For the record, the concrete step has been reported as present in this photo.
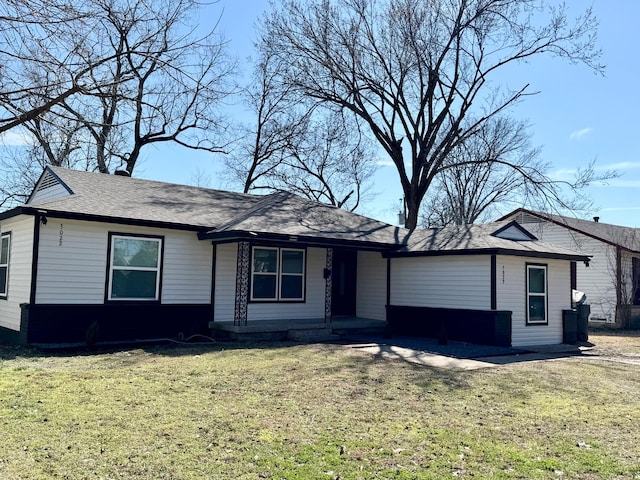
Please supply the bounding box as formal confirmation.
[287,328,340,343]
[331,326,388,337]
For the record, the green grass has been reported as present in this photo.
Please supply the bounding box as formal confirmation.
[0,337,639,479]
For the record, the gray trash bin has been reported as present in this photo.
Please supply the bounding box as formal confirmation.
[576,304,590,342]
[563,310,578,344]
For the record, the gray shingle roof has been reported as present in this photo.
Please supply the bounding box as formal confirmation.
[10,167,587,259]
[29,166,264,229]
[26,167,405,247]
[205,190,409,246]
[500,208,640,253]
[396,221,589,259]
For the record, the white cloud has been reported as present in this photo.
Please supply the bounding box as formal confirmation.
[552,167,577,179]
[592,179,640,188]
[596,161,640,171]
[600,206,640,212]
[0,129,34,146]
[552,160,640,181]
[376,160,395,167]
[569,128,593,141]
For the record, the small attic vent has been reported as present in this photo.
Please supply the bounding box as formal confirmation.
[36,171,59,191]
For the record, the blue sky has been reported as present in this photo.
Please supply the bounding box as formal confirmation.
[134,1,640,227]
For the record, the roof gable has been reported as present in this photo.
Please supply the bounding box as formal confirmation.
[499,208,640,253]
[491,221,537,241]
[27,167,74,205]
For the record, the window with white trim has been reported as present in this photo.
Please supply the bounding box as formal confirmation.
[526,264,547,324]
[251,247,305,301]
[0,233,10,298]
[107,234,162,301]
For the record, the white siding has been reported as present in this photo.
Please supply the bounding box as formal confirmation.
[161,232,212,304]
[247,247,326,321]
[520,221,617,322]
[35,219,212,305]
[213,243,237,322]
[0,216,34,331]
[28,184,70,204]
[496,255,570,347]
[356,251,387,320]
[390,255,491,310]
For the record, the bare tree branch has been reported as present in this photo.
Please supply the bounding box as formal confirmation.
[0,0,235,205]
[261,0,603,228]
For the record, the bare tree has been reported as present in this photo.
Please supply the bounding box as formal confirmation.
[227,47,376,211]
[225,48,311,194]
[1,1,107,134]
[261,0,603,228]
[1,0,234,205]
[263,110,376,211]
[421,117,542,226]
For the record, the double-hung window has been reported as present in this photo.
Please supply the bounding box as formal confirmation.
[107,234,163,301]
[526,264,547,324]
[251,247,305,301]
[0,233,10,299]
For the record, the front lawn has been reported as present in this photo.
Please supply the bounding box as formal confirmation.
[0,334,638,479]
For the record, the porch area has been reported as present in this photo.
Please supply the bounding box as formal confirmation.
[209,317,388,342]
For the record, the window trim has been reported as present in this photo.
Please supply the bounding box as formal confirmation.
[250,246,306,302]
[0,232,11,300]
[526,263,548,325]
[106,233,164,302]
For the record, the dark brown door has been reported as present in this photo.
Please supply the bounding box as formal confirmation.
[331,249,357,317]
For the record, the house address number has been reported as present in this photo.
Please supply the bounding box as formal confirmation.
[59,224,63,246]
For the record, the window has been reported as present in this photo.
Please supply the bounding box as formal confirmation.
[527,264,547,324]
[107,234,162,301]
[251,247,305,301]
[0,233,10,299]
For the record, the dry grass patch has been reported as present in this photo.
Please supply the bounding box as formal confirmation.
[0,336,639,479]
[588,330,640,356]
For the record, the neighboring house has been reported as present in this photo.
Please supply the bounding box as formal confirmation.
[500,208,640,328]
[0,167,588,347]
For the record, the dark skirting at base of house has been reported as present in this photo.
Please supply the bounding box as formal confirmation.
[386,305,512,347]
[15,303,213,346]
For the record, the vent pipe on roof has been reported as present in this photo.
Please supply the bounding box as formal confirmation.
[114,170,130,177]
[397,197,406,226]
[593,216,599,223]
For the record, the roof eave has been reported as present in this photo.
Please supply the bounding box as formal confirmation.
[384,247,591,263]
[199,229,399,251]
[0,206,28,221]
[18,207,206,232]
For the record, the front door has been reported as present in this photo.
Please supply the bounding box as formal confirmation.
[331,249,357,317]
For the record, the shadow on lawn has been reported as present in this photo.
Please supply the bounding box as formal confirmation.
[0,339,473,392]
[0,339,235,361]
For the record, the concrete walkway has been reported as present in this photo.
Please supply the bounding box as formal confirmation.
[344,338,586,371]
[350,343,498,370]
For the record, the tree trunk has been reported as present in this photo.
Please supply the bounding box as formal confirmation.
[404,190,421,230]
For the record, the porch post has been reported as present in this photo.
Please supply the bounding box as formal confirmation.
[234,241,250,326]
[324,247,333,323]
